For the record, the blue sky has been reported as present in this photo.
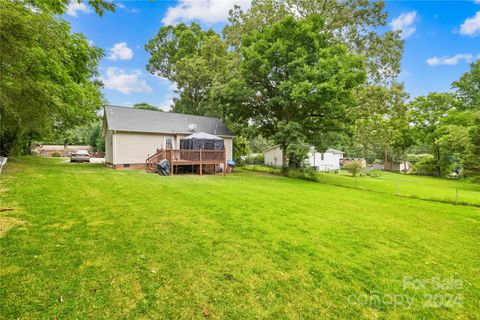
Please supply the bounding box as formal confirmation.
[64,0,480,110]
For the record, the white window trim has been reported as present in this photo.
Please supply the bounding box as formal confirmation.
[164,136,174,149]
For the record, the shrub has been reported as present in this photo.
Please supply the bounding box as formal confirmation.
[411,154,437,176]
[283,167,318,182]
[343,161,362,177]
[51,151,62,157]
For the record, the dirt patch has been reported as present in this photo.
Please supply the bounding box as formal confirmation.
[0,216,27,237]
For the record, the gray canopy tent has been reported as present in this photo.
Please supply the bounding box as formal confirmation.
[180,132,224,150]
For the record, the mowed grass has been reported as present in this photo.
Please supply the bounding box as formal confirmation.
[1,157,479,319]
[244,165,480,206]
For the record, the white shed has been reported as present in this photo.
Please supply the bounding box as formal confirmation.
[263,145,343,171]
[264,145,284,167]
[305,148,343,171]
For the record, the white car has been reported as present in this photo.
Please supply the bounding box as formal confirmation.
[70,150,90,163]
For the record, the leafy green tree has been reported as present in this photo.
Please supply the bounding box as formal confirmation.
[343,161,362,177]
[24,0,115,16]
[0,0,104,155]
[410,93,461,176]
[146,24,229,116]
[133,103,162,111]
[227,15,365,168]
[353,83,411,169]
[224,0,403,84]
[462,112,480,181]
[248,136,271,153]
[452,60,480,111]
[233,136,250,163]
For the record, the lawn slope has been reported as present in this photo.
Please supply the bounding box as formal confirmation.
[244,165,480,206]
[1,157,479,319]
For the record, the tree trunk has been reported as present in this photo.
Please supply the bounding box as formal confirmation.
[434,145,441,177]
[289,151,297,169]
[383,147,388,171]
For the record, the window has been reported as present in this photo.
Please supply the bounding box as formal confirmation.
[321,153,324,161]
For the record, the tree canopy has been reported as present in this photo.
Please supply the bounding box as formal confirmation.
[228,15,366,166]
[0,0,104,155]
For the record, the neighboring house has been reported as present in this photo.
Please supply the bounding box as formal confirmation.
[103,105,234,169]
[372,160,411,172]
[34,145,93,156]
[264,145,343,171]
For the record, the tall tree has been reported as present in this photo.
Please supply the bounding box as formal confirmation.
[224,0,403,84]
[452,60,480,111]
[0,0,104,155]
[146,23,229,116]
[461,112,480,181]
[410,93,461,177]
[227,15,365,168]
[353,84,412,169]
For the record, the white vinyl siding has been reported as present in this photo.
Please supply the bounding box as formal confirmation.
[114,132,166,164]
[105,130,113,163]
[107,131,233,165]
[264,146,283,167]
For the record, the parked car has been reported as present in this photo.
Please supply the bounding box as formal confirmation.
[70,150,90,163]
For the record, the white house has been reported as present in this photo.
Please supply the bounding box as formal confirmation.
[103,105,234,169]
[264,145,343,171]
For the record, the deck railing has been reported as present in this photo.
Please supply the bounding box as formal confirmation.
[146,148,226,175]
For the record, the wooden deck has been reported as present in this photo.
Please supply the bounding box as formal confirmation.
[146,148,227,175]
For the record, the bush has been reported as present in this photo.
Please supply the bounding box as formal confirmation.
[343,161,362,177]
[283,167,318,182]
[411,154,437,176]
[51,151,62,157]
[243,153,265,165]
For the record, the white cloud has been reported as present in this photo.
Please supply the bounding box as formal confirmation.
[162,0,251,25]
[474,0,480,4]
[460,11,480,37]
[66,1,91,17]
[158,98,174,111]
[426,54,474,66]
[107,42,133,61]
[390,11,417,39]
[102,67,152,94]
[116,2,140,13]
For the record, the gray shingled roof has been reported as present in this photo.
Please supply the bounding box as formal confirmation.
[104,105,233,136]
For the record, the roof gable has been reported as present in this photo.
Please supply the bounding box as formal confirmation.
[104,105,233,136]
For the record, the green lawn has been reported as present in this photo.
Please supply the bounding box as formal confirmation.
[1,157,479,319]
[244,165,480,206]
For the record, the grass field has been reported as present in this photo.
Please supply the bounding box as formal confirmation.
[244,165,480,206]
[1,157,479,319]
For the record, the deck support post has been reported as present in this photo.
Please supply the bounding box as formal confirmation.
[200,148,203,176]
[224,148,227,176]
[169,149,174,176]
